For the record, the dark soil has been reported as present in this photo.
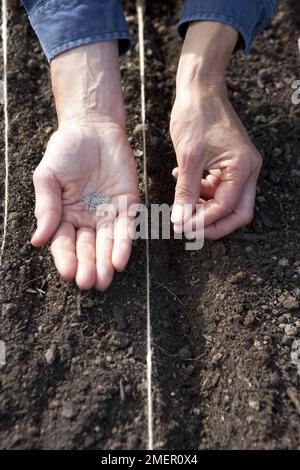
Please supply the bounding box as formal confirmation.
[1,0,300,450]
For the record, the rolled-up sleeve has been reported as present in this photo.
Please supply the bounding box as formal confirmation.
[178,0,278,53]
[22,0,131,62]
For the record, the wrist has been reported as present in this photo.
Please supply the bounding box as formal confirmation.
[51,41,126,127]
[177,66,227,95]
[176,21,238,92]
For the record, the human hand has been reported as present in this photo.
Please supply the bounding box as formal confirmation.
[170,86,262,239]
[31,41,139,290]
[170,21,262,239]
[32,122,139,290]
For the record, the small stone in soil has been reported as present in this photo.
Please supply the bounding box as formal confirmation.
[20,244,28,255]
[291,340,300,365]
[229,271,247,285]
[49,399,60,409]
[278,314,290,324]
[252,276,264,286]
[61,401,77,419]
[133,123,144,134]
[284,324,297,336]
[293,288,300,299]
[133,149,143,157]
[45,344,57,365]
[278,294,299,310]
[249,399,260,411]
[81,193,111,213]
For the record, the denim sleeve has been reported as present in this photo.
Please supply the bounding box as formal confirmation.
[21,0,131,62]
[178,0,278,53]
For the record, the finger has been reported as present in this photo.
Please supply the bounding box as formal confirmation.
[75,227,96,290]
[173,197,206,234]
[172,167,179,179]
[95,222,114,291]
[112,212,133,272]
[173,167,218,180]
[31,168,62,247]
[174,202,205,240]
[51,221,77,281]
[204,175,257,240]
[203,166,248,227]
[200,174,221,199]
[172,167,220,199]
[171,161,204,225]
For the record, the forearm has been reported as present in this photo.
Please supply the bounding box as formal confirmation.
[176,21,238,91]
[51,41,125,127]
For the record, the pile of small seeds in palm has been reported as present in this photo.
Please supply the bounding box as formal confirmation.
[80,193,111,212]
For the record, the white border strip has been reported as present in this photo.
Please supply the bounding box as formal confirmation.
[137,0,153,451]
[0,0,9,266]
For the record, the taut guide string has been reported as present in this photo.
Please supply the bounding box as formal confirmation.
[137,0,154,451]
[0,0,9,266]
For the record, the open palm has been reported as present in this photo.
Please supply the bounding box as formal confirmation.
[32,122,139,290]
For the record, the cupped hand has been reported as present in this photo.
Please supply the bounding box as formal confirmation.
[170,86,262,240]
[31,122,139,290]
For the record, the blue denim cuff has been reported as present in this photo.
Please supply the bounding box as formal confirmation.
[22,0,131,61]
[178,0,278,53]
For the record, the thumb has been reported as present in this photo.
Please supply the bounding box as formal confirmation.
[31,167,62,247]
[171,162,204,225]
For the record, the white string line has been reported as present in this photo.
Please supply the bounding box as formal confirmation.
[137,0,153,451]
[0,0,9,266]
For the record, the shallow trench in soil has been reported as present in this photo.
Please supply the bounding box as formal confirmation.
[1,0,300,450]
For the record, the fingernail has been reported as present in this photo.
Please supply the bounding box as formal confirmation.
[30,229,39,245]
[171,204,184,224]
